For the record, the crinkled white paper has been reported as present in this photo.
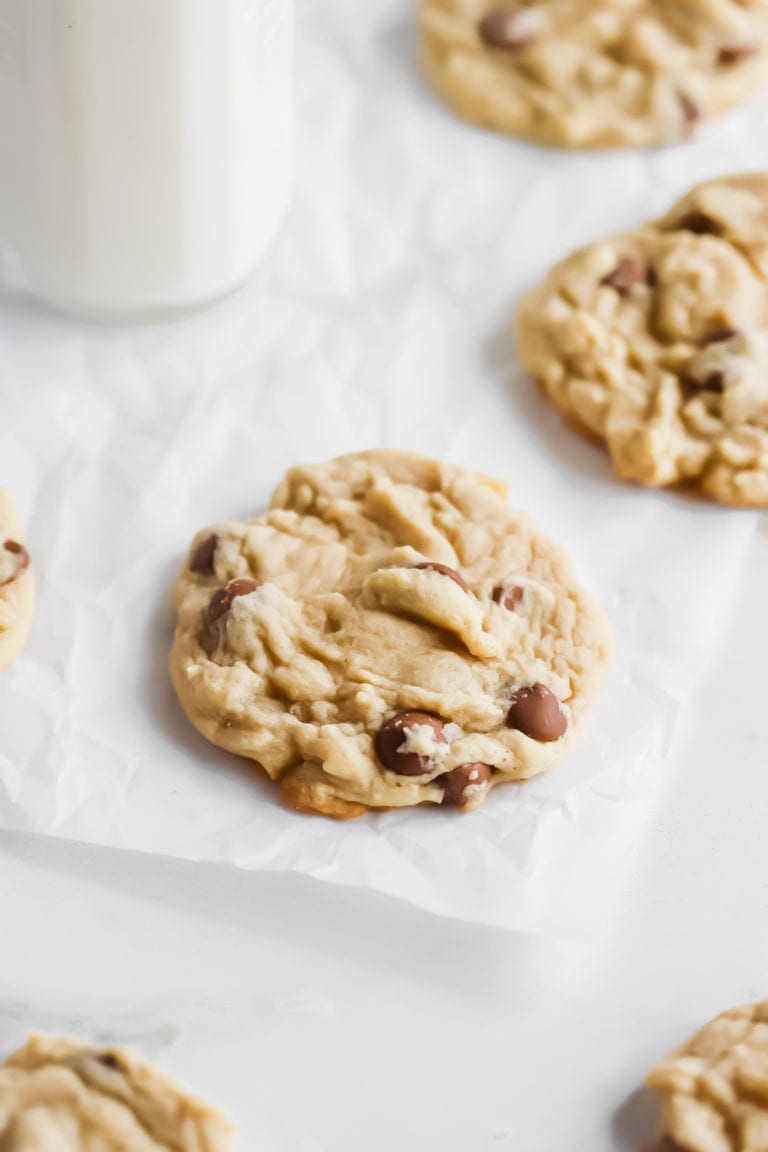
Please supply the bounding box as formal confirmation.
[0,0,764,934]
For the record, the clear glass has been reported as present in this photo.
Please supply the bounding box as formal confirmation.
[0,0,294,324]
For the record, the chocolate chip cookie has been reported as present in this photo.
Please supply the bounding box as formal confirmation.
[645,1001,768,1152]
[0,489,34,671]
[0,1034,233,1150]
[517,173,768,506]
[170,451,611,819]
[420,1,768,148]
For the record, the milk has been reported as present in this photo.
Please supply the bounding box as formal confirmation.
[0,0,293,322]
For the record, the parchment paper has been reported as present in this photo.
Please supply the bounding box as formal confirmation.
[0,0,764,934]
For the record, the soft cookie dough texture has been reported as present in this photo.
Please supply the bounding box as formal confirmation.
[0,489,34,671]
[518,173,768,506]
[420,0,768,148]
[646,1000,768,1152]
[0,1034,233,1151]
[171,451,610,818]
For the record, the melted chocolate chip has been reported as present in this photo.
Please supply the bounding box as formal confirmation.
[189,533,219,576]
[0,539,30,587]
[678,93,701,125]
[601,257,654,295]
[506,683,567,742]
[478,6,531,51]
[439,762,492,807]
[700,327,738,346]
[718,44,759,66]
[676,210,720,236]
[98,1053,119,1069]
[492,584,524,610]
[375,712,447,777]
[207,578,261,626]
[414,562,469,593]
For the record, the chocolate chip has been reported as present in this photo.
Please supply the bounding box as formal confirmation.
[601,257,654,295]
[98,1053,119,1069]
[700,327,738,346]
[439,763,492,807]
[701,371,726,393]
[685,367,728,398]
[492,584,524,610]
[0,539,30,586]
[189,533,219,576]
[676,210,720,236]
[718,44,759,66]
[478,6,531,51]
[207,578,261,626]
[506,683,567,742]
[375,711,447,777]
[678,93,701,125]
[414,562,469,593]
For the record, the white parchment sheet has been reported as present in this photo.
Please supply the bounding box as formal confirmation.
[0,0,765,934]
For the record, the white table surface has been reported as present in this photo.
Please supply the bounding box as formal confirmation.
[2,529,768,1152]
[2,1,768,1149]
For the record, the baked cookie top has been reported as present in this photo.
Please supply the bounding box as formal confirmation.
[0,1034,233,1151]
[170,450,611,819]
[420,0,768,148]
[517,173,768,506]
[0,489,34,672]
[646,1000,768,1152]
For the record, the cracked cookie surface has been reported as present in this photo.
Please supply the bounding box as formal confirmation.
[0,1034,233,1151]
[420,0,768,148]
[170,450,611,819]
[0,489,34,672]
[517,173,768,506]
[646,1000,768,1152]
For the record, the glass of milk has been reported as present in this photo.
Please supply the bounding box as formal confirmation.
[0,0,293,323]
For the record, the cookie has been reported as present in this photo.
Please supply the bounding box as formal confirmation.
[0,1034,233,1151]
[645,1000,768,1152]
[420,1,768,148]
[0,489,34,671]
[517,173,768,506]
[170,450,611,819]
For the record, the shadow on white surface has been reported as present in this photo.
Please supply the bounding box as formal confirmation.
[613,1087,658,1152]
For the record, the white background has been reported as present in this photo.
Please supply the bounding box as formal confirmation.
[2,1,768,1148]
